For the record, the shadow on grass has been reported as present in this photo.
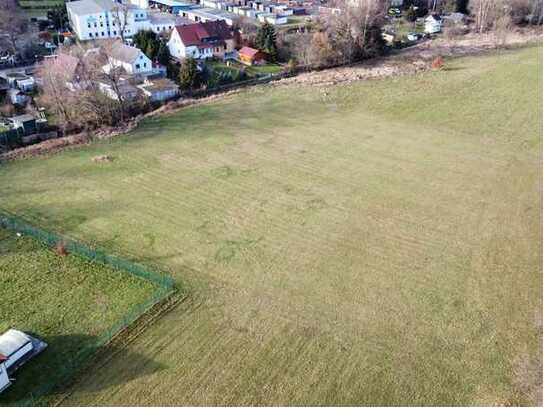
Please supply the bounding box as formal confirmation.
[0,334,165,405]
[443,66,465,72]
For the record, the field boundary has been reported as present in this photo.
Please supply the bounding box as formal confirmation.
[0,210,177,406]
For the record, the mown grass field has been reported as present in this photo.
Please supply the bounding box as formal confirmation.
[2,46,543,406]
[0,228,157,406]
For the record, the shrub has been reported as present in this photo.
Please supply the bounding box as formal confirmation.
[432,56,444,70]
[55,240,67,256]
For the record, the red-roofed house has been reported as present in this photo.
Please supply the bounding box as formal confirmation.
[238,46,267,66]
[167,21,235,61]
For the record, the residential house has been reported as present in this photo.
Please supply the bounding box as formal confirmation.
[103,42,153,75]
[425,14,442,33]
[238,46,266,65]
[168,21,235,60]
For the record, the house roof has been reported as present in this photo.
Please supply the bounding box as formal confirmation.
[174,21,232,48]
[139,78,179,93]
[238,46,262,58]
[10,114,35,123]
[426,14,442,22]
[66,0,120,15]
[109,42,144,64]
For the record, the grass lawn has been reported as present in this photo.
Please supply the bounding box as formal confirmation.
[208,60,283,81]
[18,0,63,8]
[0,228,158,406]
[2,46,543,406]
[245,62,283,76]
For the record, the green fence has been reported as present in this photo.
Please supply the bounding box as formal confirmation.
[0,210,176,406]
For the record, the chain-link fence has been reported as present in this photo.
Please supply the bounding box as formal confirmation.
[0,210,176,406]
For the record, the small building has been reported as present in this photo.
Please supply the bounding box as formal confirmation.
[257,12,288,25]
[238,46,266,66]
[7,89,28,106]
[137,78,179,102]
[98,80,140,101]
[8,114,37,135]
[0,329,47,394]
[425,14,442,34]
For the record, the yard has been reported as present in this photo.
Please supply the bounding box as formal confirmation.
[2,46,543,406]
[18,0,64,9]
[208,59,283,82]
[0,227,159,406]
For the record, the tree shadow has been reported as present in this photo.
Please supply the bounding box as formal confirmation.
[0,334,165,405]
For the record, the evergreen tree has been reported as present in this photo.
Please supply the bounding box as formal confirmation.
[405,6,417,22]
[48,4,68,30]
[255,22,278,62]
[178,57,198,91]
[157,42,171,66]
[455,0,469,14]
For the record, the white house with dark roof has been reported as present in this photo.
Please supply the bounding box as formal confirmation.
[102,42,153,75]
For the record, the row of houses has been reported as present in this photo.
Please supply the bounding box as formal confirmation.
[66,0,295,42]
[0,71,36,106]
[52,42,179,102]
[197,0,301,25]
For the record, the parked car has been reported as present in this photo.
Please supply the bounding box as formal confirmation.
[388,7,401,17]
[407,32,422,41]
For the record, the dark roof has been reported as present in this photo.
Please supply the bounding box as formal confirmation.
[174,21,232,48]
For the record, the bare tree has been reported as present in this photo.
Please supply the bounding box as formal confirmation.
[97,40,131,122]
[494,7,513,48]
[326,0,387,64]
[0,0,28,54]
[36,57,74,126]
[111,4,130,43]
[472,0,505,33]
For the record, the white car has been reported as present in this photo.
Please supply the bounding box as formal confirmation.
[407,32,420,42]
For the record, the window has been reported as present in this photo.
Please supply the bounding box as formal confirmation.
[87,23,91,28]
[136,64,140,69]
[113,30,117,35]
[100,22,103,27]
[143,62,147,67]
[89,32,93,37]
[94,22,97,27]
[102,31,105,36]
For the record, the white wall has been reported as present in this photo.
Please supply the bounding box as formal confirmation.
[69,5,174,41]
[0,364,10,393]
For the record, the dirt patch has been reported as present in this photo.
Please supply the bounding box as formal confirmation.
[92,155,113,163]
